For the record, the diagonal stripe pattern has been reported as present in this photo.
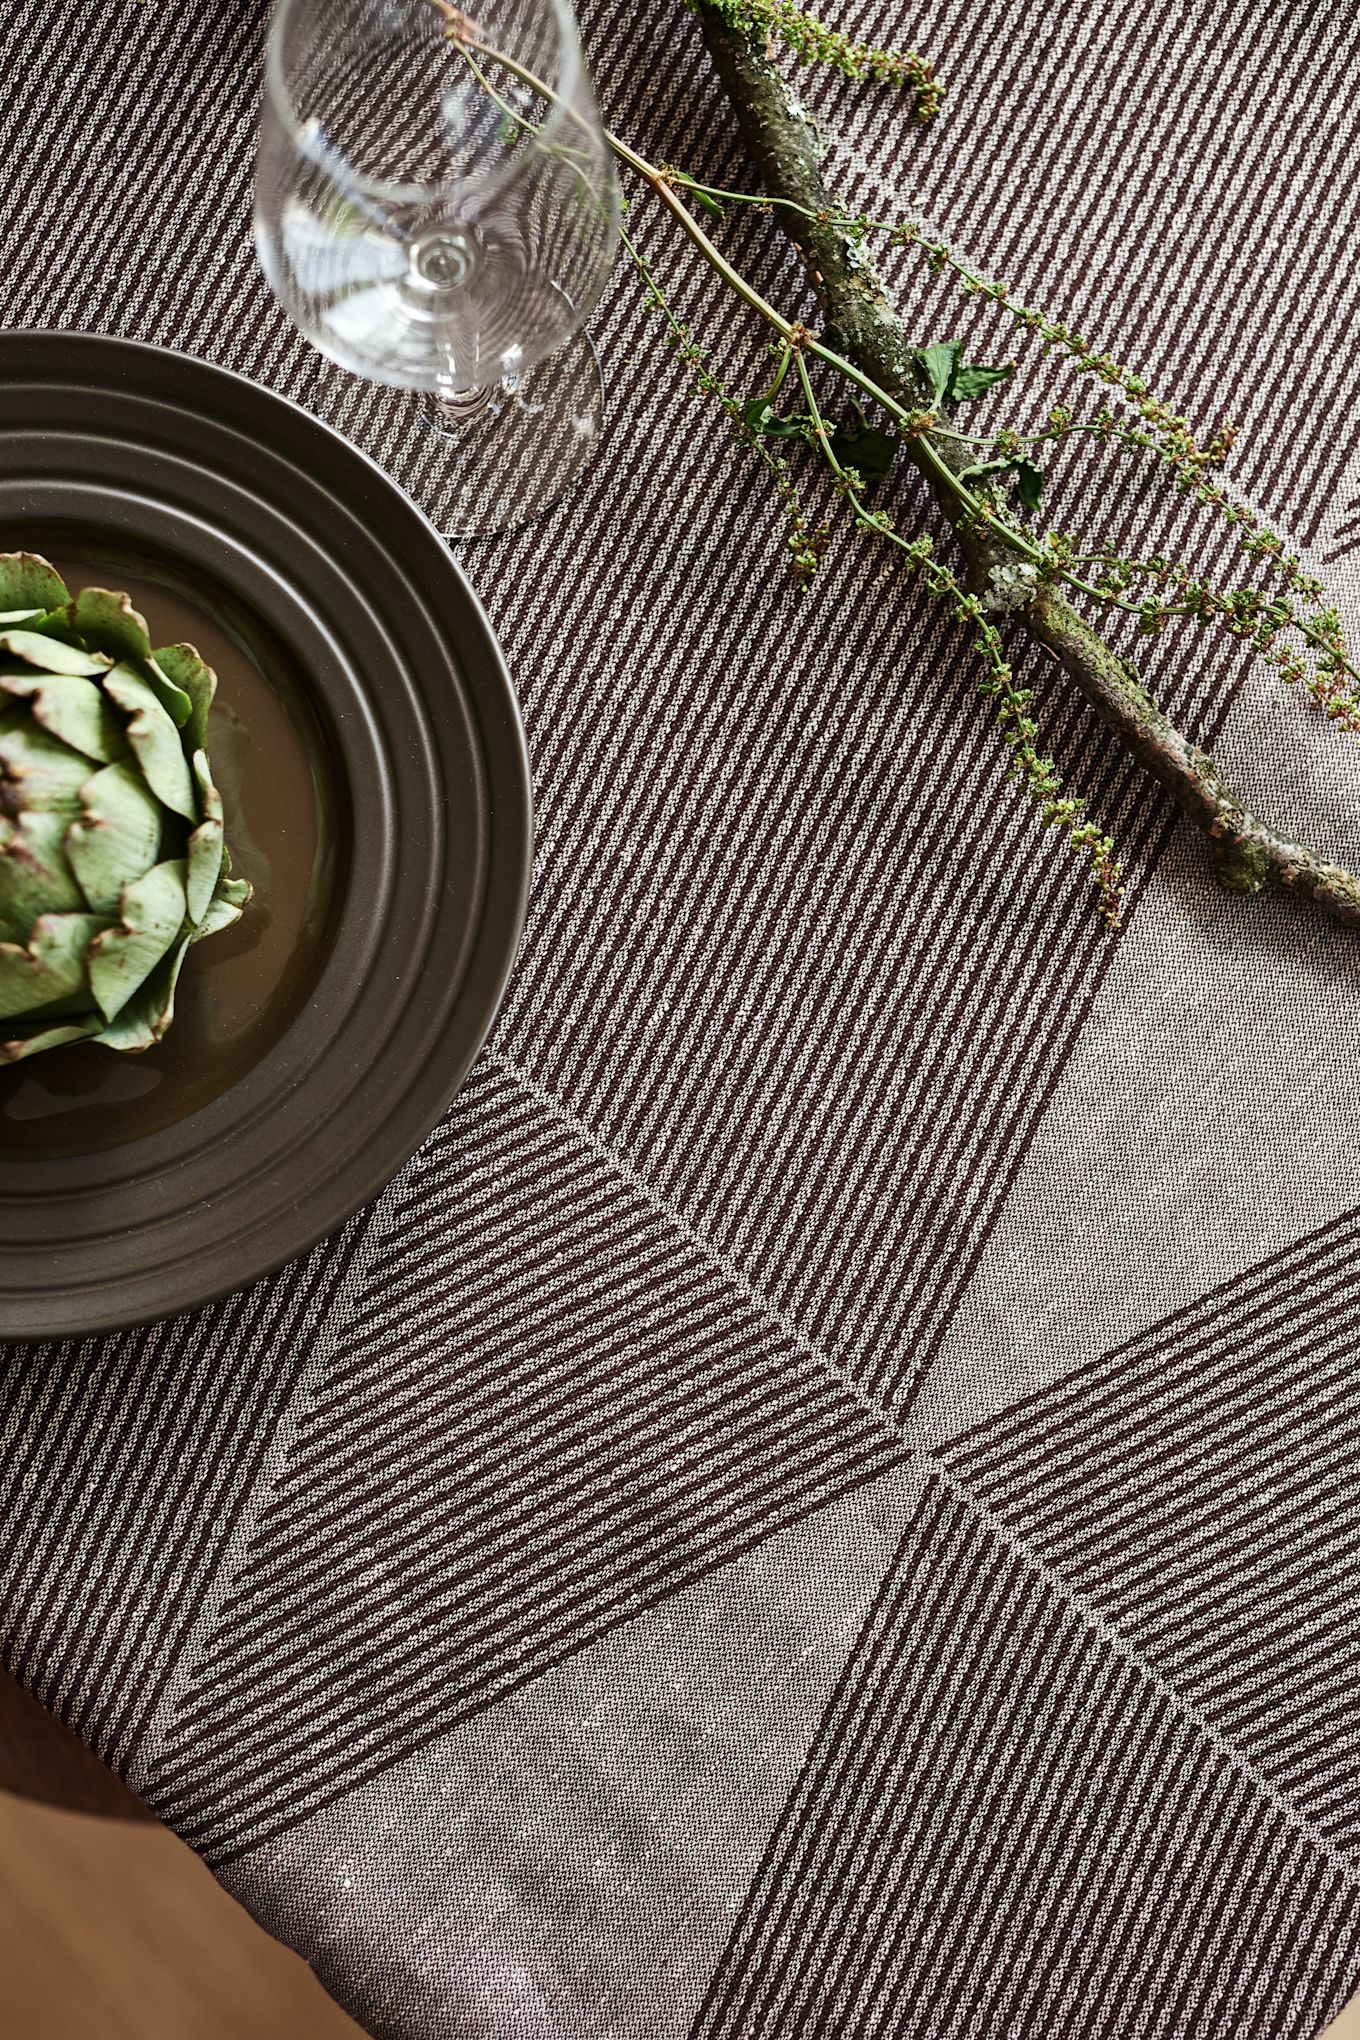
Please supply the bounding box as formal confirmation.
[147,1058,909,1861]
[2,0,1360,2035]
[697,1216,1360,2038]
[943,1209,1360,1854]
[0,1215,368,1780]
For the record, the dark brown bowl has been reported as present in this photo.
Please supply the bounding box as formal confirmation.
[0,331,532,1341]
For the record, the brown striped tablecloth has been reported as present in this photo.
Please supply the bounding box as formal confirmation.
[4,0,1360,2034]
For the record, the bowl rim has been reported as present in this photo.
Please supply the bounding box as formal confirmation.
[0,330,533,1341]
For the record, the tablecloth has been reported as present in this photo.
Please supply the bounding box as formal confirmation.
[4,0,1360,2034]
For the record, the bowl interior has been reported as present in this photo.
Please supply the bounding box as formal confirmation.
[0,331,530,1340]
[0,523,349,1162]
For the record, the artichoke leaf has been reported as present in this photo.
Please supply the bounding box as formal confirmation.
[190,869,251,943]
[21,608,85,649]
[0,722,97,816]
[190,898,243,943]
[144,667,193,729]
[0,564,253,1060]
[103,664,197,820]
[0,629,112,677]
[0,1014,103,1064]
[153,644,216,752]
[0,910,111,1020]
[71,588,154,665]
[87,857,189,1023]
[64,760,163,913]
[185,751,224,925]
[0,811,83,941]
[0,553,70,614]
[0,670,126,763]
[94,930,193,1053]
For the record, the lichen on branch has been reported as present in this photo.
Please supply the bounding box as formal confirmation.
[434,0,1360,931]
[689,0,1360,929]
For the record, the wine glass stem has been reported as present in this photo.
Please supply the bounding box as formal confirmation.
[422,384,496,436]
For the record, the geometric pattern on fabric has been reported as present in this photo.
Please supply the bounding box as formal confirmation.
[482,607,1222,1422]
[212,1470,923,2040]
[946,1210,1360,1854]
[0,0,1290,1836]
[0,1213,368,1780]
[1326,494,1360,566]
[146,1057,912,1862]
[4,0,1360,2033]
[696,1217,1360,2038]
[835,0,1360,558]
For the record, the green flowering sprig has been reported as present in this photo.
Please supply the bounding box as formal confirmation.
[432,2,1360,932]
[680,170,1360,737]
[622,219,829,585]
[788,340,1122,922]
[881,222,1356,719]
[692,0,942,118]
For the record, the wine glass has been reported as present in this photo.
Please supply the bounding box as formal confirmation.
[255,0,620,537]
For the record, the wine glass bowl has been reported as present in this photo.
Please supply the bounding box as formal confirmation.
[256,0,619,531]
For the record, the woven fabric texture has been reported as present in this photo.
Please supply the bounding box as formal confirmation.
[4,0,1360,2035]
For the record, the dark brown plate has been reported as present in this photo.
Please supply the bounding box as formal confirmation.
[0,331,532,1341]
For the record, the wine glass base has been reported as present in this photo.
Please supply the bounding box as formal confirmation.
[423,330,606,540]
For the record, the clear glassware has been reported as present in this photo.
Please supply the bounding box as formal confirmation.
[255,0,620,536]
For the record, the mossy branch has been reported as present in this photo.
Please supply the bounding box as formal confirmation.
[691,0,1360,927]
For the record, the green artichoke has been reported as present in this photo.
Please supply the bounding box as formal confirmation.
[0,552,251,1063]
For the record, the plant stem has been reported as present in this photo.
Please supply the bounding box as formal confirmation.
[437,2,1360,929]
[688,0,1360,925]
[456,23,1339,652]
[454,28,1050,561]
[792,349,1123,921]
